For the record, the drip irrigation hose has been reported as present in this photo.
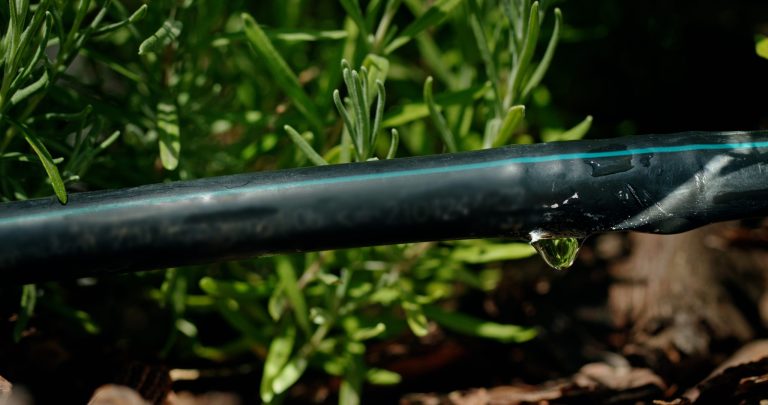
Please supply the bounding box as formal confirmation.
[2,131,768,283]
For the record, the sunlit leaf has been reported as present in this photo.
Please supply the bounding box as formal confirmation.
[757,36,768,60]
[340,354,363,405]
[93,4,148,36]
[215,298,263,340]
[138,19,182,55]
[542,115,593,142]
[241,13,324,132]
[492,105,525,148]
[272,356,308,395]
[401,298,429,337]
[339,0,369,39]
[276,257,310,334]
[13,284,36,342]
[268,28,347,42]
[383,84,486,127]
[285,125,328,166]
[366,368,401,385]
[176,318,198,337]
[384,0,464,54]
[522,8,562,99]
[261,324,296,403]
[424,305,537,343]
[451,242,536,263]
[423,76,457,152]
[199,277,270,299]
[351,322,386,341]
[12,120,67,203]
[157,100,181,170]
[386,128,399,159]
[10,70,48,106]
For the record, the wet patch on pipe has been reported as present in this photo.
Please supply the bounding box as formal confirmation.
[713,189,768,205]
[584,144,634,177]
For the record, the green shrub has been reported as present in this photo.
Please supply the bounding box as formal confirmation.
[1,1,590,403]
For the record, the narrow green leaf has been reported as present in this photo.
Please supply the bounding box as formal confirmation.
[81,47,143,83]
[386,128,399,159]
[272,356,308,396]
[1,152,51,163]
[199,276,270,300]
[451,242,536,263]
[241,13,324,132]
[351,322,386,341]
[349,69,370,157]
[12,120,67,203]
[160,268,186,314]
[757,36,768,60]
[10,10,51,93]
[66,0,91,51]
[373,0,402,50]
[382,84,486,127]
[10,70,48,106]
[339,355,363,405]
[10,0,50,80]
[506,1,540,107]
[157,101,181,170]
[467,0,503,116]
[268,282,286,321]
[522,8,562,99]
[215,298,263,340]
[175,318,197,337]
[384,0,464,54]
[98,130,121,150]
[362,54,389,101]
[13,284,37,342]
[369,80,386,154]
[543,115,593,142]
[419,22,462,84]
[261,324,297,403]
[71,309,100,335]
[285,125,328,166]
[366,368,402,385]
[560,115,593,140]
[401,299,429,337]
[267,28,348,42]
[276,257,310,334]
[31,104,93,123]
[138,19,182,55]
[340,65,364,157]
[423,305,537,343]
[492,105,525,148]
[334,90,360,159]
[366,0,386,21]
[320,354,346,376]
[423,76,457,152]
[93,4,148,36]
[339,0,369,40]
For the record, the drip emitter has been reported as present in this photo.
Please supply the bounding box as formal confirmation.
[1,131,767,283]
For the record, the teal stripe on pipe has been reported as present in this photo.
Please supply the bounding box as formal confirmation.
[2,140,768,226]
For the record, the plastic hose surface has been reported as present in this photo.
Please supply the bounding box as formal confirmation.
[1,131,767,282]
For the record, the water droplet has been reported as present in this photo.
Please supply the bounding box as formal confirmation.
[529,231,584,271]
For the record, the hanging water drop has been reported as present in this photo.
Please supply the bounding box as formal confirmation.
[529,231,584,270]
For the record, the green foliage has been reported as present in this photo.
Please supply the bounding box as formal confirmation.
[242,12,325,132]
[1,1,585,403]
[139,19,182,55]
[424,76,458,152]
[757,35,768,60]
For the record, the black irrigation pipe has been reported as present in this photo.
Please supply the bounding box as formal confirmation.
[2,130,768,283]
